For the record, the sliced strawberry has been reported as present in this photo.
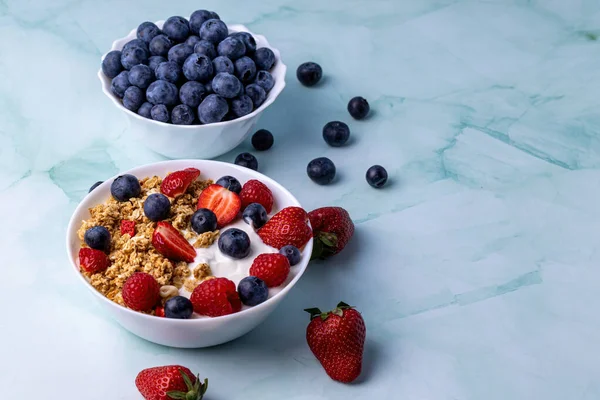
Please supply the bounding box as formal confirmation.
[240,179,274,213]
[78,248,110,274]
[120,220,136,237]
[197,184,241,227]
[152,221,197,263]
[160,168,200,198]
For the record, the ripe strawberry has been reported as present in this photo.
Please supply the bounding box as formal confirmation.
[197,184,241,227]
[120,220,136,237]
[152,221,197,263]
[249,253,290,287]
[305,302,366,383]
[257,206,312,249]
[239,179,274,213]
[78,248,110,274]
[135,365,208,400]
[190,277,242,317]
[160,167,200,198]
[122,272,160,312]
[307,207,354,260]
[154,306,165,318]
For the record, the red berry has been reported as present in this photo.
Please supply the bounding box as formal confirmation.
[154,306,165,317]
[257,206,312,250]
[78,248,110,274]
[239,179,274,213]
[122,272,160,312]
[152,221,196,263]
[160,168,200,198]
[308,207,354,259]
[135,365,208,400]
[197,184,241,228]
[120,220,136,237]
[190,277,242,317]
[249,253,290,287]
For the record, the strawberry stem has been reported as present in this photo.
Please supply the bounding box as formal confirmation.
[166,371,208,400]
[310,232,339,260]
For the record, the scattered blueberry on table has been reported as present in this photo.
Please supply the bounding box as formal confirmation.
[296,62,322,87]
[307,157,336,185]
[251,129,274,151]
[88,181,103,193]
[322,121,350,147]
[235,152,258,171]
[348,96,370,120]
[366,165,388,188]
[102,10,277,125]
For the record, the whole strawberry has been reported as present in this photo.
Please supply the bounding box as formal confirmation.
[78,248,110,274]
[305,302,366,383]
[135,365,207,400]
[308,207,354,259]
[257,206,312,250]
[190,277,242,317]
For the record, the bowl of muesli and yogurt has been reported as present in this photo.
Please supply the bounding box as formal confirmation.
[66,159,312,348]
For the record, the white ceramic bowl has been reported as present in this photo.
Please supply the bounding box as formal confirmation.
[66,160,311,348]
[98,22,286,159]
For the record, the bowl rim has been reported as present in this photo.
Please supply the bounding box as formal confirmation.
[66,159,313,325]
[98,22,287,129]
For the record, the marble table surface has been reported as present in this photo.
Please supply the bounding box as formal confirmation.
[2,0,600,398]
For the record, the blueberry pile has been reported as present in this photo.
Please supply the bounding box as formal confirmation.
[101,10,277,125]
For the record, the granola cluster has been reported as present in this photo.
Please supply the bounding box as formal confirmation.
[77,175,218,306]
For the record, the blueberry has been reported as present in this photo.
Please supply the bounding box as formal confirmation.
[231,95,253,117]
[89,181,103,193]
[215,176,241,194]
[182,53,213,82]
[154,61,181,84]
[143,193,171,221]
[234,56,257,83]
[171,104,195,125]
[128,64,154,89]
[205,81,213,94]
[191,208,218,234]
[199,19,228,44]
[209,11,220,19]
[146,80,179,105]
[253,48,275,71]
[179,81,206,108]
[279,245,301,266]
[189,10,215,35]
[149,34,172,57]
[254,70,274,92]
[111,71,130,98]
[242,203,268,229]
[111,174,141,201]
[168,44,194,66]
[148,56,167,72]
[237,276,268,306]
[137,22,161,44]
[218,228,251,259]
[245,84,266,108]
[251,129,274,151]
[84,226,111,251]
[123,86,144,111]
[296,62,322,87]
[164,296,194,319]
[185,35,201,48]
[322,121,350,147]
[150,104,170,122]
[102,50,123,78]
[197,94,228,124]
[366,165,388,188]
[307,157,336,185]
[138,102,153,118]
[162,16,190,42]
[231,32,256,54]
[193,40,217,59]
[234,152,258,170]
[348,96,370,120]
[217,36,246,60]
[120,46,149,70]
[212,73,242,98]
[212,56,234,74]
[123,39,149,53]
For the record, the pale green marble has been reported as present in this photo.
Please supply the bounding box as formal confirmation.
[1,0,600,399]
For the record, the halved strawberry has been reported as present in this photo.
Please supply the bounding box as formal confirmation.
[197,184,241,227]
[152,221,197,263]
[160,168,200,198]
[78,248,110,274]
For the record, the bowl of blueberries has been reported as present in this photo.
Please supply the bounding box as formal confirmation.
[99,10,286,160]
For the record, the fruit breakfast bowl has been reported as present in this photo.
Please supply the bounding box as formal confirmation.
[98,16,286,160]
[66,159,312,348]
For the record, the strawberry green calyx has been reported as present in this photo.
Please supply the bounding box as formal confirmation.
[304,302,354,321]
[166,370,208,400]
[310,232,338,260]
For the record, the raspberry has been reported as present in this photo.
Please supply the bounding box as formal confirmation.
[122,272,161,312]
[154,306,165,317]
[249,253,290,287]
[190,277,241,317]
[240,180,274,213]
